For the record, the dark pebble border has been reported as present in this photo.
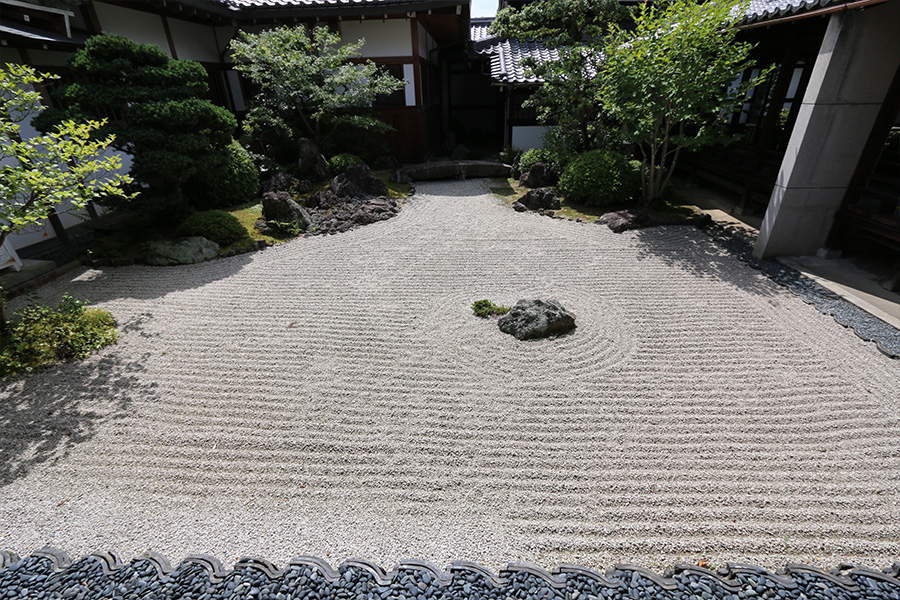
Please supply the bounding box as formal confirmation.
[1,549,898,600]
[699,225,900,359]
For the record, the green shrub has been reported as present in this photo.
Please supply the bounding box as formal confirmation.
[472,299,510,318]
[517,148,559,175]
[0,294,118,378]
[558,149,638,207]
[184,140,260,209]
[177,210,247,246]
[329,153,365,174]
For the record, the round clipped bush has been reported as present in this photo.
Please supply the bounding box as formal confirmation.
[177,210,247,246]
[329,153,365,174]
[558,149,638,207]
[184,140,260,210]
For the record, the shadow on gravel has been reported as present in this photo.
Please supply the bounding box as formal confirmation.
[630,225,781,299]
[14,252,257,308]
[0,316,158,487]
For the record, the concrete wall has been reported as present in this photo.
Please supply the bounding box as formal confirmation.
[512,125,551,150]
[754,0,900,258]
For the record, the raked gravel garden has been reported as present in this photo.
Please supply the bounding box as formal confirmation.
[1,179,899,593]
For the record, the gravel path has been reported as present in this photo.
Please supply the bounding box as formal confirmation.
[1,179,899,573]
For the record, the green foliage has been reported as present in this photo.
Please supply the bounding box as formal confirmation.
[558,149,638,206]
[517,148,562,176]
[177,210,248,246]
[0,294,118,378]
[597,0,769,204]
[472,299,510,319]
[42,34,237,205]
[491,0,627,155]
[230,26,405,167]
[490,0,626,48]
[184,140,260,209]
[329,153,365,174]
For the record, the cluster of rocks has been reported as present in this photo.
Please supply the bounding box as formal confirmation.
[258,164,402,237]
[2,549,898,600]
[497,299,577,341]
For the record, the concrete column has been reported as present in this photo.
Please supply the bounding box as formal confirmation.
[753,0,900,258]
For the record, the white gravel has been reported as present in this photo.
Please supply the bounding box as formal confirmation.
[1,178,899,573]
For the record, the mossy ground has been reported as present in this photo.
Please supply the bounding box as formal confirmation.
[83,171,412,263]
[495,178,700,225]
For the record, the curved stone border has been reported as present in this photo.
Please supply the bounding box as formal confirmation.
[700,225,900,359]
[1,548,898,599]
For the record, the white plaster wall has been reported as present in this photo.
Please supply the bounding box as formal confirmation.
[512,126,551,150]
[93,2,170,56]
[215,26,238,58]
[418,22,428,60]
[168,18,220,62]
[403,63,416,107]
[341,20,411,57]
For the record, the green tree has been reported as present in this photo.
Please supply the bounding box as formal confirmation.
[490,0,626,155]
[1,63,132,329]
[35,34,236,207]
[229,26,406,165]
[597,0,769,204]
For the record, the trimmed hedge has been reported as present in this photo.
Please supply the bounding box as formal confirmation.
[558,149,638,207]
[184,140,260,210]
[177,210,247,246]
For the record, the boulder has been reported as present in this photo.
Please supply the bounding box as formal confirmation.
[331,164,388,199]
[519,187,561,211]
[145,237,219,266]
[512,201,527,212]
[262,191,312,232]
[597,209,654,233]
[519,162,555,188]
[350,198,400,225]
[261,171,298,194]
[497,298,577,341]
[297,138,329,181]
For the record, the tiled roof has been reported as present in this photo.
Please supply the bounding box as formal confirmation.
[742,0,845,22]
[475,38,559,85]
[220,0,413,7]
[470,16,494,40]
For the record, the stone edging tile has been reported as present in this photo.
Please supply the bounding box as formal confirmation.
[1,548,899,599]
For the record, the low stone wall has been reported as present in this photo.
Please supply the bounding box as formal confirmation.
[1,548,898,599]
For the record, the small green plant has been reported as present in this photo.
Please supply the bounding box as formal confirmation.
[472,299,510,318]
[269,220,304,237]
[0,294,118,378]
[558,148,639,207]
[177,210,248,246]
[329,153,365,174]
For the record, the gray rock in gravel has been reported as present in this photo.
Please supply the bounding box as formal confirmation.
[331,164,388,199]
[519,187,561,211]
[512,201,527,212]
[497,298,576,340]
[145,237,219,266]
[597,209,654,233]
[262,191,312,232]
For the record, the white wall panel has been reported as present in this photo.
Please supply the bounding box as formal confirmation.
[341,20,411,57]
[94,2,170,56]
[169,18,220,62]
